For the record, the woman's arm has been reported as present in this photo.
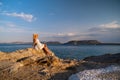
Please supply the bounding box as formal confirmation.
[33,39,37,48]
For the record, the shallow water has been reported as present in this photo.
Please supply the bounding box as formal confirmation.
[0,44,120,60]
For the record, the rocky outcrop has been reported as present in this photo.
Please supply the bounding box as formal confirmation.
[68,53,120,80]
[0,48,120,80]
[69,65,120,80]
[0,48,78,80]
[83,53,120,63]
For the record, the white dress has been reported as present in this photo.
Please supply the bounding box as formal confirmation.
[35,39,44,50]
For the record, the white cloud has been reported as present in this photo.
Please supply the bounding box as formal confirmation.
[3,12,36,22]
[100,21,120,29]
[87,21,120,42]
[0,26,25,33]
[6,22,16,27]
[89,20,120,32]
[33,32,77,37]
[57,33,76,36]
[7,28,26,32]
[0,21,27,33]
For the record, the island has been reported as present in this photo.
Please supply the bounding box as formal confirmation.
[63,40,101,45]
[2,40,120,45]
[63,40,120,45]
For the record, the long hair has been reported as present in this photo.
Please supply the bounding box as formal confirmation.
[33,33,38,45]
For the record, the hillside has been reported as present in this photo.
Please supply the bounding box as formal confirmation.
[64,40,101,45]
[44,41,61,45]
[1,40,120,46]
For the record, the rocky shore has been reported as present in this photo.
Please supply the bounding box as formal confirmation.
[0,48,120,80]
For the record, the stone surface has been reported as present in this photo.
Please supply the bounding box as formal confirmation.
[69,65,120,80]
[84,53,120,63]
[0,48,120,80]
[0,48,78,80]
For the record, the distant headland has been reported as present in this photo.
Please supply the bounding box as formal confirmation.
[63,40,120,45]
[1,40,120,45]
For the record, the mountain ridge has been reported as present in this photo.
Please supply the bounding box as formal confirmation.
[1,40,120,45]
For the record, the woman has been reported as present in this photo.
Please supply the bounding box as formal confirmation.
[33,33,51,55]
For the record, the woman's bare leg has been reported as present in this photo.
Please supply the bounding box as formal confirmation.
[43,44,52,55]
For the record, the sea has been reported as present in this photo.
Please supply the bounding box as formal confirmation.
[0,43,120,60]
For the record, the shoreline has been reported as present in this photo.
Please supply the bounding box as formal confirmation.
[0,44,120,60]
[0,48,120,80]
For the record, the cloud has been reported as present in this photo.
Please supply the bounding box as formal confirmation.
[87,21,120,42]
[34,32,78,38]
[34,21,120,42]
[0,26,25,33]
[0,21,27,33]
[89,21,120,32]
[6,22,16,27]
[3,12,36,22]
[57,32,76,37]
[100,21,120,29]
[40,32,92,42]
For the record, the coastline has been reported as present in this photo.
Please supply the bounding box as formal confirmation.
[0,48,120,80]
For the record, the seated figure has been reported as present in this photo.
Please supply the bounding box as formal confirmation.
[33,33,52,55]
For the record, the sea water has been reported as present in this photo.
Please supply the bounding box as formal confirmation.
[0,44,120,60]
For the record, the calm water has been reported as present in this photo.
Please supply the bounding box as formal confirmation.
[0,44,120,60]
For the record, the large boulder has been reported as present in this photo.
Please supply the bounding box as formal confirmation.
[84,53,120,63]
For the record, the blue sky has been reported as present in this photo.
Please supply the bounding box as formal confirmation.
[0,0,120,43]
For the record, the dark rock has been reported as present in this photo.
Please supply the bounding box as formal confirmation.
[84,53,120,63]
[17,57,29,62]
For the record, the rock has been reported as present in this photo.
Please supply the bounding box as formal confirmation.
[0,48,78,80]
[83,53,120,63]
[0,48,120,80]
[9,63,24,73]
[38,68,49,76]
[36,56,61,67]
[69,65,120,80]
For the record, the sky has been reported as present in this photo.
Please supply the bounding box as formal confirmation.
[0,0,120,43]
